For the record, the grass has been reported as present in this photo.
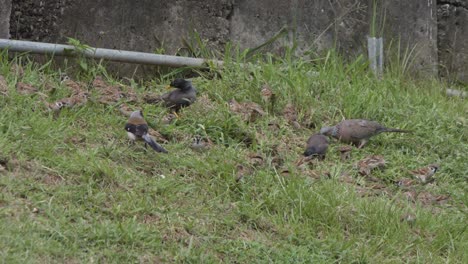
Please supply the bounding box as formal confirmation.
[0,46,467,263]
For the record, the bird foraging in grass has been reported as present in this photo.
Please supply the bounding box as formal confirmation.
[125,110,168,153]
[303,133,329,160]
[320,119,412,148]
[409,163,439,184]
[356,155,386,176]
[146,78,197,113]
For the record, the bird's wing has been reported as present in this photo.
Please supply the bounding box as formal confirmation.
[125,123,149,137]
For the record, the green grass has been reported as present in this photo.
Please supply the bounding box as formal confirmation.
[0,48,467,263]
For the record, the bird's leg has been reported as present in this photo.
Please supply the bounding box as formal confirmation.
[357,139,368,149]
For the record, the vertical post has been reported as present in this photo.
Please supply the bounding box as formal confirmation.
[368,36,384,77]
[0,0,12,39]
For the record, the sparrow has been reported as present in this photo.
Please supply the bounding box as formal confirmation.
[146,78,197,112]
[46,91,90,113]
[260,84,276,111]
[98,85,125,105]
[63,79,86,95]
[409,163,439,184]
[189,135,212,152]
[125,110,168,153]
[356,155,386,176]
[260,85,275,102]
[303,133,329,159]
[119,104,134,117]
[228,98,266,123]
[92,76,108,89]
[61,92,90,108]
[395,178,417,188]
[338,145,353,161]
[16,82,38,95]
[283,103,301,129]
[320,119,412,148]
[0,75,8,96]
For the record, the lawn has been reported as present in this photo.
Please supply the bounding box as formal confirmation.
[0,48,467,263]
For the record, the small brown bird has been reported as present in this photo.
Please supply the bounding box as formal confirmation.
[228,98,266,123]
[260,84,276,111]
[338,145,353,161]
[409,164,439,184]
[283,103,300,129]
[190,135,212,152]
[16,82,38,95]
[125,110,168,153]
[62,92,90,108]
[320,119,411,148]
[356,155,386,176]
[0,75,8,96]
[147,78,197,112]
[395,178,417,188]
[303,133,329,159]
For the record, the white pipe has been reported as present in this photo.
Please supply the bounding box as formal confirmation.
[446,88,467,98]
[0,39,223,67]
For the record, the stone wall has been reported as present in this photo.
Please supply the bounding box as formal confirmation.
[0,0,11,38]
[438,0,468,82]
[1,0,467,82]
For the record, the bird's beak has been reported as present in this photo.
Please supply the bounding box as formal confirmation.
[165,85,172,90]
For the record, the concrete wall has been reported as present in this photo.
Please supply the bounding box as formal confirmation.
[438,0,468,82]
[2,0,467,82]
[0,0,11,38]
[381,0,438,75]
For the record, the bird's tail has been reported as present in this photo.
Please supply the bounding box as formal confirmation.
[142,134,168,153]
[143,95,163,104]
[382,128,413,133]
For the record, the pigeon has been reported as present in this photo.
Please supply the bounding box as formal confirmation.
[147,78,197,112]
[410,163,439,184]
[303,133,329,159]
[320,119,411,148]
[125,110,168,153]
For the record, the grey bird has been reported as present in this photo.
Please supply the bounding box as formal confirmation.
[125,110,168,153]
[303,133,329,159]
[147,78,197,112]
[320,119,411,148]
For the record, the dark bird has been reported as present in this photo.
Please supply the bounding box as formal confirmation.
[147,78,197,112]
[303,133,329,159]
[320,119,412,148]
[125,110,168,153]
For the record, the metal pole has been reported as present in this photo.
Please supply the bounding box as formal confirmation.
[0,39,223,68]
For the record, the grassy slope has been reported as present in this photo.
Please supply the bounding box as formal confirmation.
[0,51,467,263]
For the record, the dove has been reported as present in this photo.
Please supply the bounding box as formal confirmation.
[303,133,329,159]
[409,163,439,184]
[147,78,197,112]
[320,119,411,148]
[125,110,168,153]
